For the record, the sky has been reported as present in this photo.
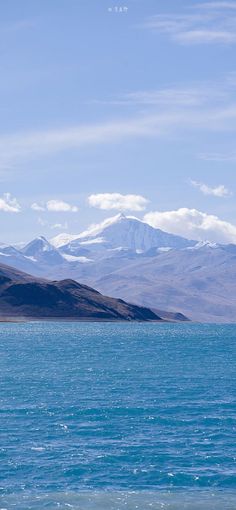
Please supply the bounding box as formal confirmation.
[1,0,236,244]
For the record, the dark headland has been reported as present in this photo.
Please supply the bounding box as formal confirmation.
[0,262,165,322]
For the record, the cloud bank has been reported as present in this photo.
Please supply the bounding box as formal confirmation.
[144,208,236,244]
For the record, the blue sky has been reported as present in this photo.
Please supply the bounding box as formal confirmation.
[1,0,236,243]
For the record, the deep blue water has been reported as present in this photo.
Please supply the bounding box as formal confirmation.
[0,322,236,509]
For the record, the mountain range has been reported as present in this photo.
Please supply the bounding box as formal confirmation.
[1,213,236,322]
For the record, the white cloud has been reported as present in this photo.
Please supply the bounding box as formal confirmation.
[143,4,236,45]
[32,200,78,213]
[0,118,156,167]
[1,76,236,168]
[51,222,68,230]
[0,193,21,213]
[191,180,231,197]
[46,200,78,212]
[144,208,236,244]
[31,202,45,211]
[88,193,149,211]
[37,217,68,230]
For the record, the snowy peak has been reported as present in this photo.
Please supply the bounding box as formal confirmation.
[50,216,130,249]
[27,215,197,261]
[22,236,54,257]
[76,213,132,240]
[50,214,197,255]
[21,236,65,265]
[65,214,196,253]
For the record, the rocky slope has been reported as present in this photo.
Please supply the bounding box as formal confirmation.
[0,263,161,321]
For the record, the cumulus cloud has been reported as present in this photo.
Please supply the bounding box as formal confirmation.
[0,193,21,213]
[46,200,78,212]
[190,180,231,197]
[31,200,78,213]
[144,208,236,244]
[88,193,149,212]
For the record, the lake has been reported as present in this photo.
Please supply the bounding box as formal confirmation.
[0,322,236,509]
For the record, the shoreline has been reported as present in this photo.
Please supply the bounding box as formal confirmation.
[1,317,236,324]
[0,316,169,323]
[1,318,236,324]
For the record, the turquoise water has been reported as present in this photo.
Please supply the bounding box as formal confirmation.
[0,322,236,509]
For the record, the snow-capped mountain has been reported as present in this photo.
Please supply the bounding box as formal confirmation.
[1,214,236,322]
[51,213,195,255]
[22,236,66,265]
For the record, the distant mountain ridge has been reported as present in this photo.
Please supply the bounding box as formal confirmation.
[0,214,236,322]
